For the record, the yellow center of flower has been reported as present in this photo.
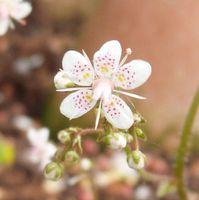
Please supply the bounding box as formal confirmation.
[83,73,90,80]
[100,66,109,73]
[117,74,125,82]
[85,95,93,103]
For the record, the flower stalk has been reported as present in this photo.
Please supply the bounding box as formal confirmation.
[175,87,199,200]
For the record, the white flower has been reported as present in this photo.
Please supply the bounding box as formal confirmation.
[127,150,145,170]
[94,152,139,187]
[13,54,44,75]
[57,40,151,129]
[12,115,33,131]
[134,185,153,200]
[0,0,32,36]
[26,127,56,169]
[106,132,127,150]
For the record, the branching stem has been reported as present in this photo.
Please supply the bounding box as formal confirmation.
[75,128,103,136]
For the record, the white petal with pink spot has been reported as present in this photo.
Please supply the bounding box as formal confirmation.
[60,89,97,119]
[102,95,134,129]
[62,51,94,86]
[113,60,151,90]
[93,40,121,78]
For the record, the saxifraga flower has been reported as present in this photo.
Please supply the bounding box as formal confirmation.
[56,40,151,130]
[0,0,32,36]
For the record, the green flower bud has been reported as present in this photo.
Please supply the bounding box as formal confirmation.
[44,162,64,181]
[133,113,146,124]
[57,130,71,144]
[127,150,145,170]
[64,150,79,163]
[104,132,127,150]
[134,127,147,141]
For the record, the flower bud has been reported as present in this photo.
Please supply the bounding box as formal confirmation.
[134,113,146,124]
[127,150,145,170]
[54,71,74,89]
[64,150,79,163]
[57,130,71,144]
[105,132,127,150]
[133,113,142,123]
[134,127,147,141]
[44,162,64,181]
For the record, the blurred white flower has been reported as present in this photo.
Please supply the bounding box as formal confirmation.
[13,54,45,75]
[67,174,86,186]
[110,152,139,182]
[134,185,153,200]
[57,40,151,129]
[95,152,139,187]
[25,127,56,169]
[12,115,33,131]
[80,158,92,171]
[0,0,32,36]
[42,179,65,194]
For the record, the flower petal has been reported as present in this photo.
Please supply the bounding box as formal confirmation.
[10,2,32,20]
[113,60,151,90]
[62,51,94,86]
[60,89,97,119]
[93,40,122,78]
[102,95,134,129]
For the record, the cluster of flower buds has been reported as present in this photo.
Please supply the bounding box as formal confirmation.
[44,127,93,181]
[43,121,148,182]
[125,126,147,170]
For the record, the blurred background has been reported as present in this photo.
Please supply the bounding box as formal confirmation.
[0,0,198,200]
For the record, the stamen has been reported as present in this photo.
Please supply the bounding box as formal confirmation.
[119,48,132,67]
[9,20,15,29]
[82,49,92,66]
[95,100,102,130]
[57,87,92,92]
[113,89,146,99]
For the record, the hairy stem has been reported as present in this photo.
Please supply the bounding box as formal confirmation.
[175,87,199,200]
[133,131,139,150]
[75,128,103,136]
